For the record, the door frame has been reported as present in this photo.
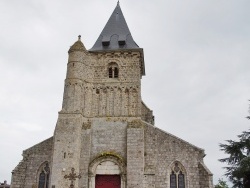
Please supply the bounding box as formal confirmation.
[88,154,126,188]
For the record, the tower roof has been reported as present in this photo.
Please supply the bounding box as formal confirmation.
[68,35,86,53]
[89,2,140,52]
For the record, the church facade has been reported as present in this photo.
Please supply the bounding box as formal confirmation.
[11,3,213,188]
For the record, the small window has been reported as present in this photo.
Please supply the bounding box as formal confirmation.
[108,63,119,78]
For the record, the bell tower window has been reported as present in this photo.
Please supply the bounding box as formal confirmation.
[114,67,119,78]
[109,67,113,78]
[108,63,119,78]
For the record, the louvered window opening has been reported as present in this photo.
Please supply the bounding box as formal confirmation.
[108,66,119,78]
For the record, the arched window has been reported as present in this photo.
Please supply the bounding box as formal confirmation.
[108,63,119,78]
[38,162,50,188]
[170,163,185,188]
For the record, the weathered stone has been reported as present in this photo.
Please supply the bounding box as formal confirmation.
[11,3,213,188]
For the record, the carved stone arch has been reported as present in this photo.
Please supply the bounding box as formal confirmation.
[103,87,108,93]
[36,161,50,188]
[170,161,186,173]
[128,87,138,116]
[125,87,129,93]
[74,81,83,88]
[132,87,138,93]
[89,153,126,177]
[65,80,71,87]
[168,160,187,188]
[36,161,48,175]
[127,86,138,94]
[107,58,121,66]
[66,82,72,88]
[88,153,126,188]
[117,87,122,92]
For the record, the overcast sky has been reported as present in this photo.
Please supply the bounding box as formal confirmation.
[0,0,249,185]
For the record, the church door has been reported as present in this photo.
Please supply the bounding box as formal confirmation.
[95,175,121,188]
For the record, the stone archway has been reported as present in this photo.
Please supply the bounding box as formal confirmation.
[88,153,126,188]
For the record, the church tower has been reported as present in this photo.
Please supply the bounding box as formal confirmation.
[50,2,153,188]
[11,3,213,188]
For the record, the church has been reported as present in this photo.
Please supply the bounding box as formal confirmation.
[11,2,213,188]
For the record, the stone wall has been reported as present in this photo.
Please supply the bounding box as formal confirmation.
[199,162,213,188]
[50,113,83,188]
[79,121,92,188]
[90,118,127,160]
[144,123,213,188]
[141,101,154,125]
[11,137,53,188]
[127,120,145,188]
[62,50,144,119]
[11,36,213,188]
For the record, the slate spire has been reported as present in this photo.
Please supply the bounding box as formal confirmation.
[89,2,140,51]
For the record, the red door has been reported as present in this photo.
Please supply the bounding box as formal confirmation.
[95,175,121,188]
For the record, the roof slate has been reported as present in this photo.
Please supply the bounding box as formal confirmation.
[89,2,140,52]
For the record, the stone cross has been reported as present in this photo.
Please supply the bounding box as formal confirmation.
[64,168,81,188]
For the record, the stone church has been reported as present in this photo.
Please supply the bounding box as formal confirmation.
[11,2,213,188]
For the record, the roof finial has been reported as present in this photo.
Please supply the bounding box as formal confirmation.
[117,0,119,5]
[78,35,81,41]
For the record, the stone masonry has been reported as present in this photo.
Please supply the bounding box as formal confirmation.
[11,2,213,188]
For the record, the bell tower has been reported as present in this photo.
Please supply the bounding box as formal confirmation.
[60,1,149,120]
[87,1,146,119]
[50,2,153,188]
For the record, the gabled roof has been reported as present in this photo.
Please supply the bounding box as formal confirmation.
[89,2,140,52]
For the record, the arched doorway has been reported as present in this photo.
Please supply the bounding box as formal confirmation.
[89,153,126,188]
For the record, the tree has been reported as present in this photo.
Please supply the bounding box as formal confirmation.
[219,130,250,187]
[214,178,229,188]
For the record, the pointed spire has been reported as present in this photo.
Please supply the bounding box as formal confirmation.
[89,3,140,51]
